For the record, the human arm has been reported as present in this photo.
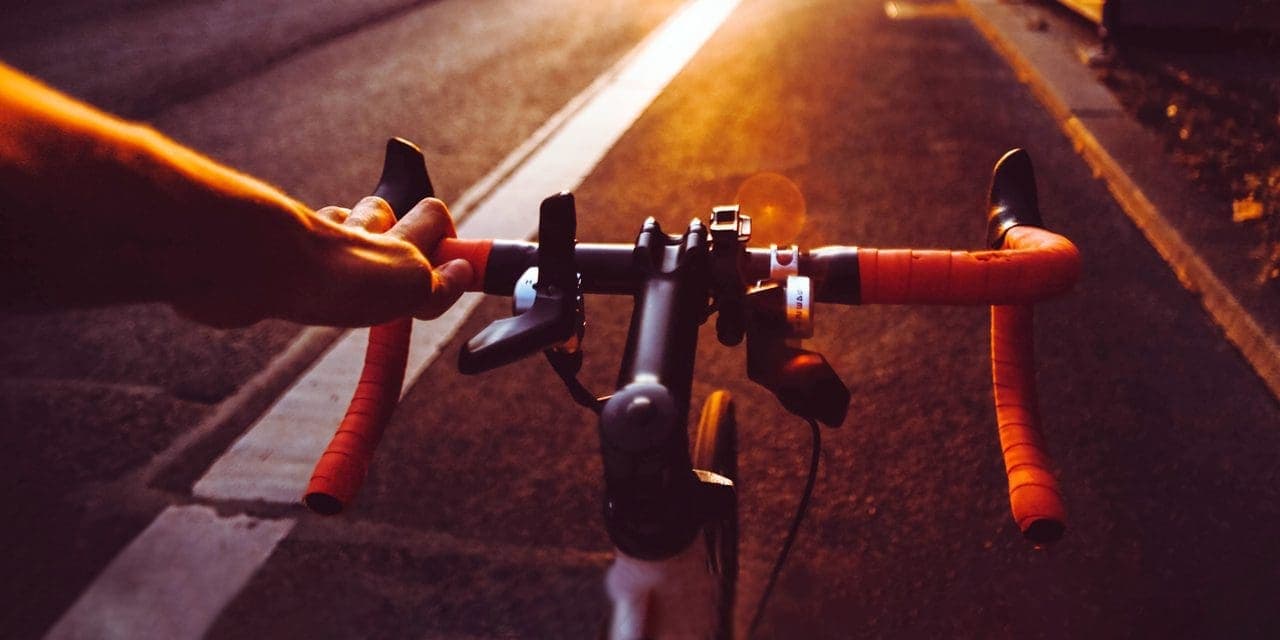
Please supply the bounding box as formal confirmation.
[0,62,470,327]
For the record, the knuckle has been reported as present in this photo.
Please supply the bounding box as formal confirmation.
[315,206,349,223]
[357,195,392,214]
[420,197,448,216]
[348,197,396,231]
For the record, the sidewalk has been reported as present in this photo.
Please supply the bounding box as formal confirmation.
[959,0,1280,401]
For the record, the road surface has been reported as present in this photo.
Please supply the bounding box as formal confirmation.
[2,1,1277,638]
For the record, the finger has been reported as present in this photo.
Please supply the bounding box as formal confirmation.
[386,198,457,253]
[343,196,396,233]
[415,259,473,320]
[315,206,351,225]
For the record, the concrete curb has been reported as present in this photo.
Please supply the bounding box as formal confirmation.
[958,0,1280,402]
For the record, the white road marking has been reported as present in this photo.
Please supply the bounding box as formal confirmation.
[192,294,482,502]
[47,1,741,638]
[194,0,741,504]
[44,506,293,640]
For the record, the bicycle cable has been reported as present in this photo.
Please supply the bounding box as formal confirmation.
[747,416,821,638]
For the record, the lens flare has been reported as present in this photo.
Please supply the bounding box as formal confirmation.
[734,172,806,245]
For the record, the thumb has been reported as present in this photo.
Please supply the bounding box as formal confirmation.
[416,258,473,319]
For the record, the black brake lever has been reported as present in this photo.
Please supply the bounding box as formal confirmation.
[985,148,1043,249]
[744,283,849,427]
[458,192,581,374]
[373,137,436,217]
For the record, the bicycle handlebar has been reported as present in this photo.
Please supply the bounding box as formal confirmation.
[431,225,1078,306]
[304,141,1078,546]
[857,225,1079,305]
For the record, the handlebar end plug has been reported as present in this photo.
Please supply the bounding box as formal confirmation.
[1023,517,1066,546]
[303,491,344,516]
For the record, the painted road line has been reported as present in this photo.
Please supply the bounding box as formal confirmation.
[193,0,742,504]
[451,0,744,241]
[192,295,482,502]
[44,505,294,640]
[47,2,742,638]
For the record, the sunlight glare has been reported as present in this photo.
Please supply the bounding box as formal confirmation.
[734,173,806,245]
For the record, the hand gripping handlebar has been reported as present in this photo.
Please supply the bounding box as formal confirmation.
[304,141,1078,545]
[302,138,433,515]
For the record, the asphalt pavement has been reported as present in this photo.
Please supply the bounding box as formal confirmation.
[3,0,1279,638]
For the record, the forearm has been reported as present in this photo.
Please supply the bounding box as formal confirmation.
[0,63,315,311]
[1,63,470,328]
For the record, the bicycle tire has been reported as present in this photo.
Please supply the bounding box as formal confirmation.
[693,390,737,479]
[693,390,737,640]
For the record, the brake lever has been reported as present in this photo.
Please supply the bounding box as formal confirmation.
[458,192,582,374]
[744,282,849,427]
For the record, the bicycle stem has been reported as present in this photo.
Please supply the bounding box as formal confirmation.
[599,216,713,560]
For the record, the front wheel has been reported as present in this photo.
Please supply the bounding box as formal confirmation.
[693,390,737,640]
[693,390,737,479]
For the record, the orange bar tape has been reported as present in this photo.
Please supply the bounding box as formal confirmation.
[992,304,1065,543]
[858,226,1080,305]
[304,316,412,515]
[432,238,492,292]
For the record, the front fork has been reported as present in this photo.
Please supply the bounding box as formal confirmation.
[604,476,736,640]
